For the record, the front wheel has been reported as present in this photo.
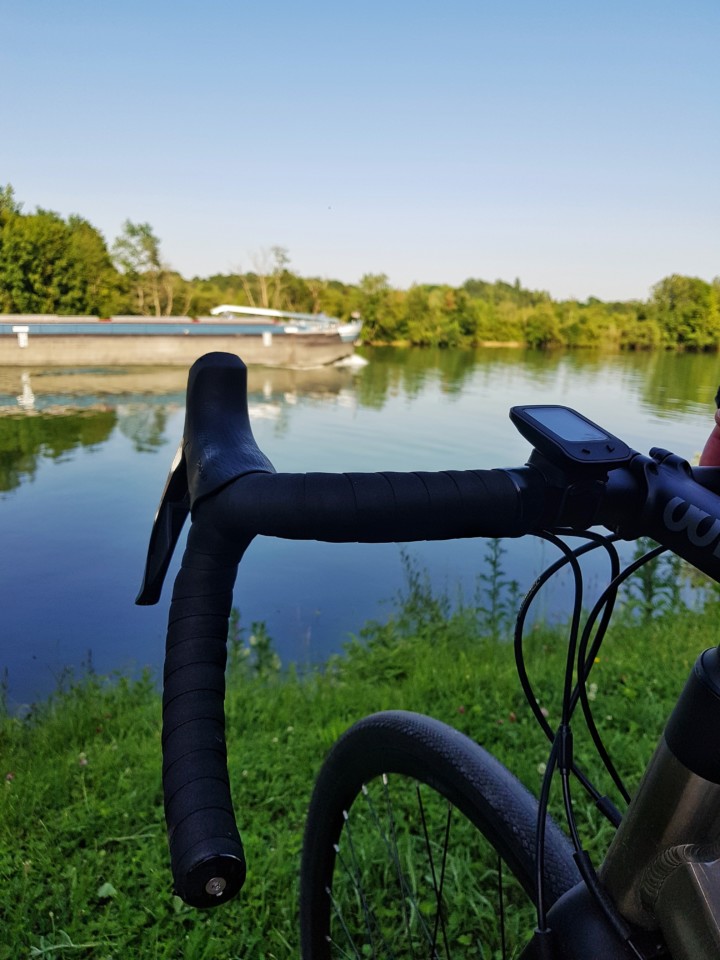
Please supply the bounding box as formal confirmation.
[299,710,579,959]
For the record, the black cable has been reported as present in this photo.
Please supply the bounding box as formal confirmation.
[532,532,587,937]
[519,530,625,938]
[573,542,667,806]
[514,535,600,738]
[534,736,559,933]
[514,533,621,806]
[520,529,669,957]
[539,532,585,729]
[533,537,667,959]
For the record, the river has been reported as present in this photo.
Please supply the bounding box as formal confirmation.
[1,346,719,709]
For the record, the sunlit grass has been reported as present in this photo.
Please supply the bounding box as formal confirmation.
[0,558,712,958]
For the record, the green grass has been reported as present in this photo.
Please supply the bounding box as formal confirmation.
[0,568,715,959]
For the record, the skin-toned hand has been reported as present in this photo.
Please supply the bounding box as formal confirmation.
[700,406,720,466]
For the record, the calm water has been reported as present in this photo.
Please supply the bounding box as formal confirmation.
[1,347,719,708]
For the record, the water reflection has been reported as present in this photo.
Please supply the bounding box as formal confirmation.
[17,372,35,410]
[0,363,368,490]
[2,350,718,495]
[351,347,720,417]
[2,347,719,707]
[352,346,486,406]
[629,350,720,417]
[0,363,363,415]
[117,406,170,452]
[0,407,117,493]
[2,347,717,423]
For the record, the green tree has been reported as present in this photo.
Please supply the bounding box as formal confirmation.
[619,305,662,350]
[237,246,293,310]
[651,274,720,349]
[62,216,122,314]
[0,209,67,312]
[316,278,355,319]
[354,273,405,341]
[559,301,623,349]
[0,208,119,314]
[492,299,525,342]
[305,277,328,314]
[399,285,473,347]
[522,300,562,348]
[188,272,247,315]
[0,183,21,227]
[402,286,444,346]
[268,245,291,309]
[111,220,189,316]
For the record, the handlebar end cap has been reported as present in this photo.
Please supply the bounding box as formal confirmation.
[174,848,246,909]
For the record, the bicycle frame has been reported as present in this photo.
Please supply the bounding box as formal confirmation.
[524,647,720,960]
[601,649,720,960]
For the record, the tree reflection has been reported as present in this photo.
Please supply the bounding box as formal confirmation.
[116,405,169,452]
[1,348,717,495]
[0,410,117,492]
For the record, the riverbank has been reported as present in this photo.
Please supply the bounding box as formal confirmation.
[0,593,711,958]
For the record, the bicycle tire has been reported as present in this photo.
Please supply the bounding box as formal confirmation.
[299,710,580,959]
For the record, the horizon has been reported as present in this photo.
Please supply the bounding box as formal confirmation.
[5,0,719,303]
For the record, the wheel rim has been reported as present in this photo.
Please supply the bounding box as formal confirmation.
[320,771,537,959]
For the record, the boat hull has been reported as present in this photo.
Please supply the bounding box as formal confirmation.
[0,317,357,368]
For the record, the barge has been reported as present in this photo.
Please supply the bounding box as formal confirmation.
[0,308,362,369]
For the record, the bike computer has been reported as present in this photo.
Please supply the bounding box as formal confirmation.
[509,405,635,471]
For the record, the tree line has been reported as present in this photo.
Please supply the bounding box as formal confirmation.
[1,184,718,350]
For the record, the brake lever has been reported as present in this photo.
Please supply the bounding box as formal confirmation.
[136,443,190,606]
[135,352,275,606]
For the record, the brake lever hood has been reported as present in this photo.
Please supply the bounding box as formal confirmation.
[135,353,275,605]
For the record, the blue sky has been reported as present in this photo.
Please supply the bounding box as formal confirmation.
[3,0,718,300]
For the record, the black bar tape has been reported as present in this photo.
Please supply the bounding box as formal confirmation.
[161,519,253,907]
[161,351,541,911]
[162,465,534,909]
[216,467,533,543]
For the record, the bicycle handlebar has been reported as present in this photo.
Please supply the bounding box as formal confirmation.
[138,351,720,908]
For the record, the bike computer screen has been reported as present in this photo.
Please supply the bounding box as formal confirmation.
[509,405,635,470]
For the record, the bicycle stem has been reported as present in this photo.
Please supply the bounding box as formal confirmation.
[602,450,720,584]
